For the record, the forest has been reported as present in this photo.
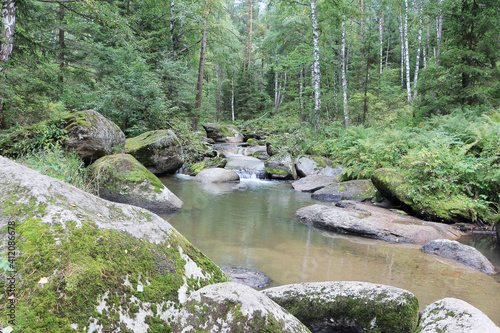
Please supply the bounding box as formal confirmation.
[1,0,500,225]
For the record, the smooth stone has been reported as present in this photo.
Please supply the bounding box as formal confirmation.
[311,179,377,202]
[292,175,336,192]
[222,267,271,289]
[295,202,463,244]
[192,168,240,183]
[422,239,497,274]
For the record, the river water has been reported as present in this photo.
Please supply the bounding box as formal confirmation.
[160,174,500,326]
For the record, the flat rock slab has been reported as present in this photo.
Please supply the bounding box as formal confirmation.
[173,282,310,332]
[295,202,462,244]
[311,179,376,202]
[422,239,497,274]
[193,168,240,183]
[417,298,500,332]
[222,267,271,289]
[262,281,419,333]
[292,175,336,192]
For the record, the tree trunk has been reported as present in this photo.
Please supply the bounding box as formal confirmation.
[58,4,65,96]
[299,65,305,121]
[379,12,384,75]
[310,0,321,130]
[194,26,207,129]
[436,0,443,60]
[248,0,253,67]
[413,3,423,101]
[274,67,279,114]
[1,0,16,69]
[170,0,176,53]
[404,0,412,104]
[333,65,338,120]
[399,14,404,90]
[341,18,349,127]
[231,71,235,123]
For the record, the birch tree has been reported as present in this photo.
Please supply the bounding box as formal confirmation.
[341,17,350,127]
[413,1,423,101]
[310,0,321,130]
[0,0,16,69]
[404,0,412,104]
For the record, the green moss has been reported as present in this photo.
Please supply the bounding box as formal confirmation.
[89,154,164,194]
[312,156,327,169]
[188,157,227,176]
[265,167,289,176]
[1,187,225,332]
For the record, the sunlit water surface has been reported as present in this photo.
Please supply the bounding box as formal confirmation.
[160,175,500,326]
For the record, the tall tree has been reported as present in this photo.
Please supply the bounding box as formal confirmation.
[310,0,321,130]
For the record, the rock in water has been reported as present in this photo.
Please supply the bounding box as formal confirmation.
[125,129,184,174]
[172,282,310,332]
[89,154,183,213]
[422,239,497,274]
[311,179,377,202]
[417,298,500,332]
[295,202,462,244]
[265,152,298,180]
[292,175,336,192]
[262,281,419,333]
[0,155,226,332]
[222,267,271,289]
[193,168,240,183]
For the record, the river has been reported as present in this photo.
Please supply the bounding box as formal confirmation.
[160,174,500,326]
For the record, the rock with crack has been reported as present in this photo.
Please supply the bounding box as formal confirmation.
[295,202,462,244]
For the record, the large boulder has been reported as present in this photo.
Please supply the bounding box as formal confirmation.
[193,168,240,183]
[0,110,125,163]
[295,155,343,178]
[0,155,227,332]
[295,202,462,244]
[371,168,475,222]
[188,157,227,176]
[88,154,183,213]
[422,239,497,274]
[262,281,419,333]
[311,179,377,202]
[202,123,244,143]
[172,282,310,332]
[226,155,267,179]
[125,129,184,174]
[417,298,500,332]
[265,152,298,180]
[222,267,271,289]
[292,175,336,192]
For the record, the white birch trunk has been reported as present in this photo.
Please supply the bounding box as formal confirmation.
[231,72,235,123]
[437,0,443,60]
[310,0,321,130]
[413,4,423,100]
[274,68,279,113]
[1,0,17,69]
[170,0,175,53]
[379,13,384,75]
[399,14,404,90]
[341,18,349,127]
[404,0,412,104]
[299,65,304,120]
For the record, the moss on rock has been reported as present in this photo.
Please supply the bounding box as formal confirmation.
[188,157,227,176]
[0,156,225,331]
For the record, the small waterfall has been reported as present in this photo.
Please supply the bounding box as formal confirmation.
[234,168,268,180]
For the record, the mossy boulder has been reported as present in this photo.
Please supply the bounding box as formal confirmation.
[188,157,227,176]
[311,179,377,202]
[88,154,183,213]
[172,282,310,332]
[295,202,462,244]
[292,175,336,192]
[295,155,343,178]
[202,123,244,143]
[0,110,125,163]
[0,155,227,332]
[265,152,298,180]
[416,298,500,332]
[262,281,419,333]
[371,168,476,223]
[125,129,184,175]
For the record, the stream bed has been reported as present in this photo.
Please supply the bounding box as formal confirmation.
[160,174,500,326]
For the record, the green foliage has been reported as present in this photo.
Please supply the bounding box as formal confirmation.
[16,147,97,194]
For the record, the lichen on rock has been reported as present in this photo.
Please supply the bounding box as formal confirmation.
[0,156,226,332]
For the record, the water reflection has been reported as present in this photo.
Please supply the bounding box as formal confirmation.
[160,175,500,326]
